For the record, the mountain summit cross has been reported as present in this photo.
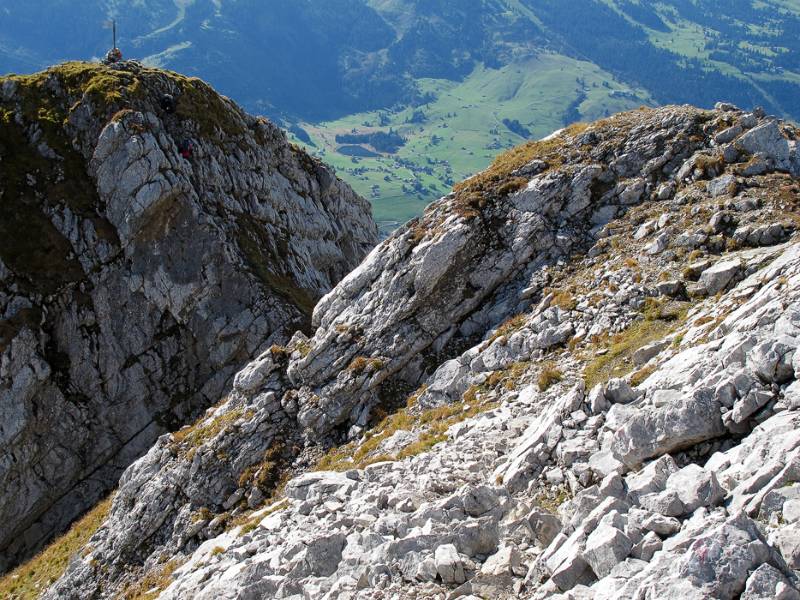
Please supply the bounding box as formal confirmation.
[103,19,122,64]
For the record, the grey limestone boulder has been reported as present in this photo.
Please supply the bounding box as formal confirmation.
[665,464,725,515]
[738,121,791,164]
[740,564,800,600]
[291,533,347,578]
[631,532,663,562]
[461,485,503,518]
[583,522,633,578]
[605,378,641,405]
[528,507,563,546]
[676,513,783,599]
[747,336,797,384]
[633,341,669,366]
[611,392,725,468]
[641,513,682,536]
[435,544,467,584]
[481,545,523,577]
[770,523,800,570]
[708,174,736,198]
[700,259,743,294]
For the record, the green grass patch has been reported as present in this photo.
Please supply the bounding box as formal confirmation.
[5,62,143,118]
[292,53,650,227]
[5,62,247,140]
[533,485,573,515]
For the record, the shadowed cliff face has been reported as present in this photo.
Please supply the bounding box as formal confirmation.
[35,100,800,600]
[0,60,378,572]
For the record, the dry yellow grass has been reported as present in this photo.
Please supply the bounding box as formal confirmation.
[630,364,657,387]
[551,289,578,311]
[347,356,385,375]
[0,494,114,600]
[584,301,690,389]
[171,404,253,459]
[118,557,185,600]
[237,443,284,494]
[538,362,564,391]
[451,123,589,218]
[231,499,290,536]
[489,313,527,343]
[315,385,500,473]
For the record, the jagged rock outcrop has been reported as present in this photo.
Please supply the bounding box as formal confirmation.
[0,62,377,572]
[35,102,800,599]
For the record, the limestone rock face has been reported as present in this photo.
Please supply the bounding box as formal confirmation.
[34,102,800,600]
[0,62,376,570]
[610,391,725,467]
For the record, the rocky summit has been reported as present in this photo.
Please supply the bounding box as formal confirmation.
[0,62,377,574]
[2,72,800,600]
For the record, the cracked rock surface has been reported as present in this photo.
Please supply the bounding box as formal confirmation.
[32,101,800,599]
[0,62,376,572]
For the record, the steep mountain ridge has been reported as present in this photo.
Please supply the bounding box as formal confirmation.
[18,101,800,599]
[0,61,377,574]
